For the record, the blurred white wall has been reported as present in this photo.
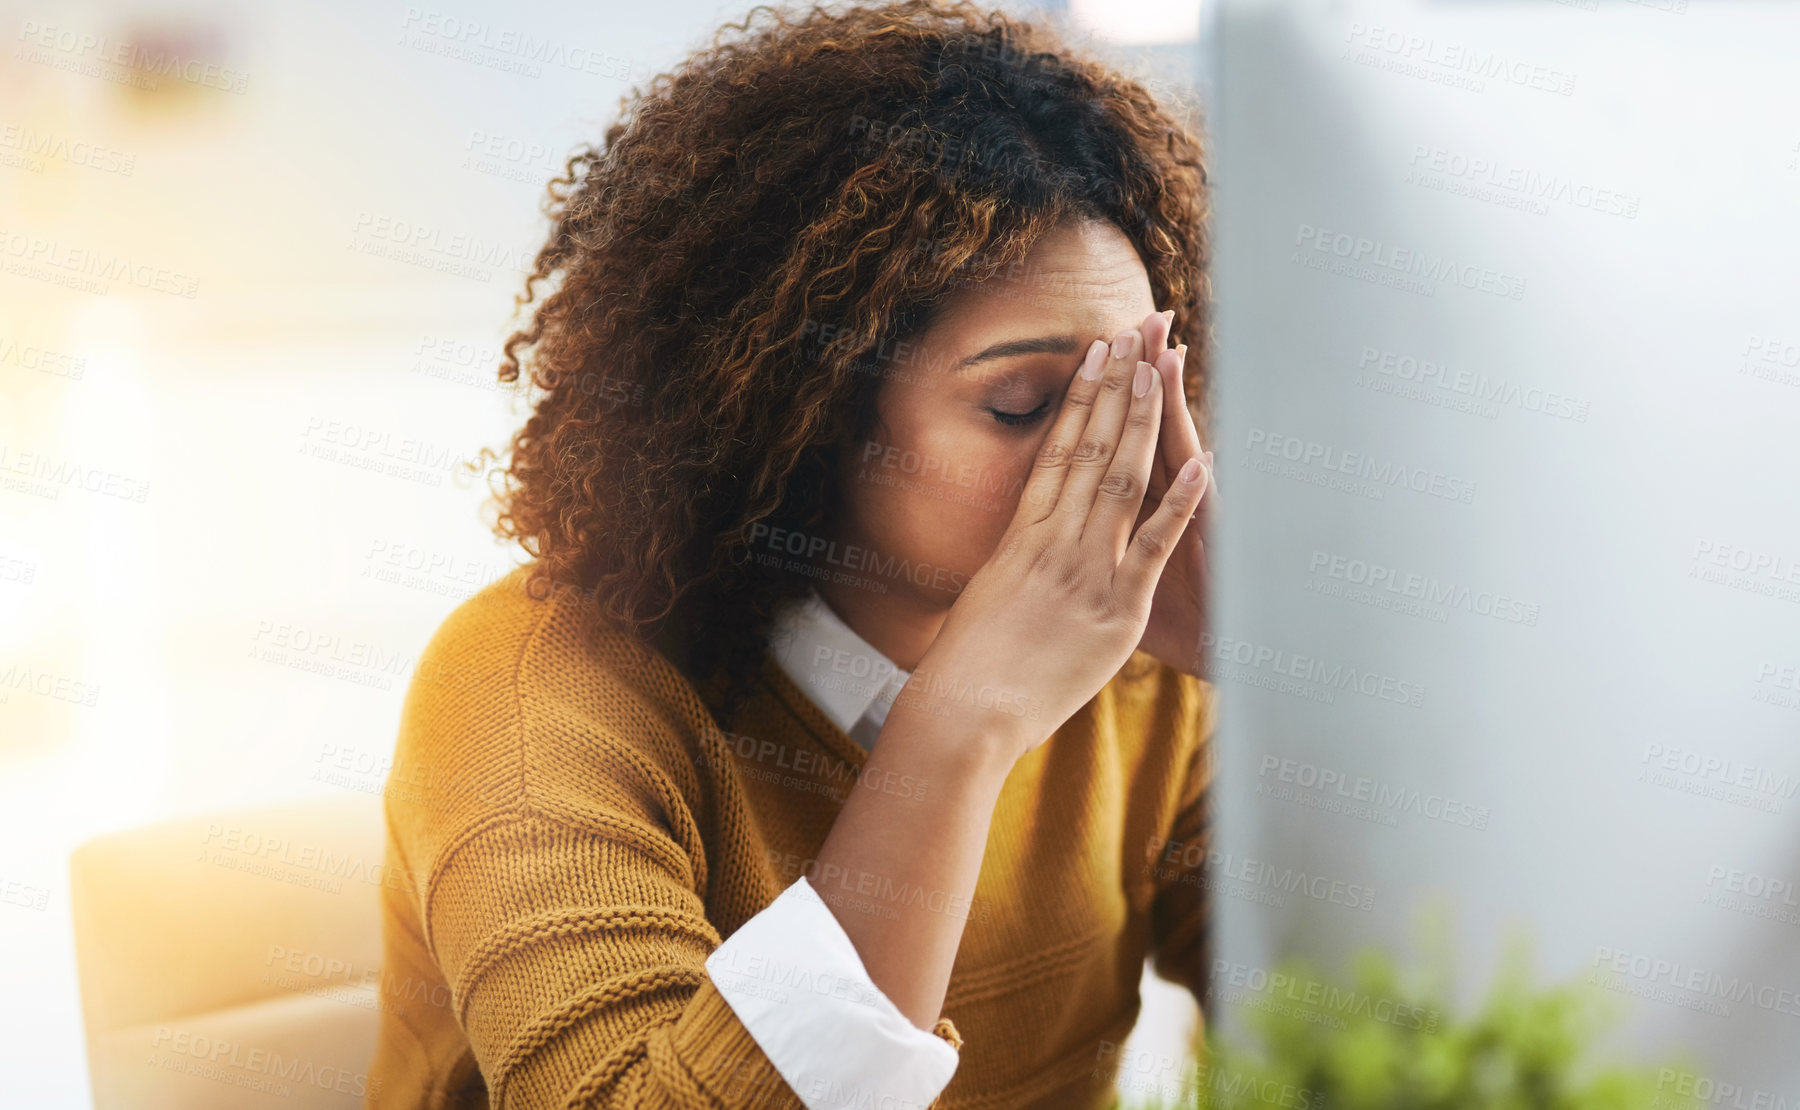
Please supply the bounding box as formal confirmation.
[1209,0,1800,1094]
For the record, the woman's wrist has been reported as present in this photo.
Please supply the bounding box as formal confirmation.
[876,682,1035,784]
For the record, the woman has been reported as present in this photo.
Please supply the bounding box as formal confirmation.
[366,1,1216,1107]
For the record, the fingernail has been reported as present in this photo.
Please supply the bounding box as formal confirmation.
[1133,361,1154,397]
[1111,330,1137,361]
[1178,456,1202,483]
[1081,338,1108,380]
[1176,343,1188,366]
[1162,309,1176,325]
[1202,449,1214,468]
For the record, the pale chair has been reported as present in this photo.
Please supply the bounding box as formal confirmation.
[70,793,387,1110]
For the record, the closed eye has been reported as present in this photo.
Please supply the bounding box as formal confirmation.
[988,399,1051,427]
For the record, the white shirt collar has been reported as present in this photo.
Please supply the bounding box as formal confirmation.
[767,586,910,741]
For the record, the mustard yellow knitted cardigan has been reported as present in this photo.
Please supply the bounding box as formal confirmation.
[365,567,1212,1109]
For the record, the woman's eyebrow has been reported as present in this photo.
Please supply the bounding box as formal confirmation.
[956,334,1085,369]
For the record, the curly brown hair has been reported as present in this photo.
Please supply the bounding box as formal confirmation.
[482,0,1211,722]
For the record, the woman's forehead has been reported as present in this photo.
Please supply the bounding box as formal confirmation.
[931,220,1154,336]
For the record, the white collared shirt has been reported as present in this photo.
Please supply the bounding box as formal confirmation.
[704,586,959,1109]
[764,586,912,750]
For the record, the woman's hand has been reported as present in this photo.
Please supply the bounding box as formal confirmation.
[1131,309,1214,679]
[893,326,1211,764]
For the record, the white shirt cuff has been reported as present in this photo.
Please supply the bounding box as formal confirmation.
[705,875,960,1110]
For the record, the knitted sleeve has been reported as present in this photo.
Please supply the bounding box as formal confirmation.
[425,805,810,1109]
[391,580,963,1108]
[1147,679,1215,1007]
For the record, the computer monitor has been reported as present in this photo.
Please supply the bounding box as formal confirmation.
[1207,0,1800,1091]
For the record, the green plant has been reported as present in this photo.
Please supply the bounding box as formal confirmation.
[1112,922,1703,1110]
